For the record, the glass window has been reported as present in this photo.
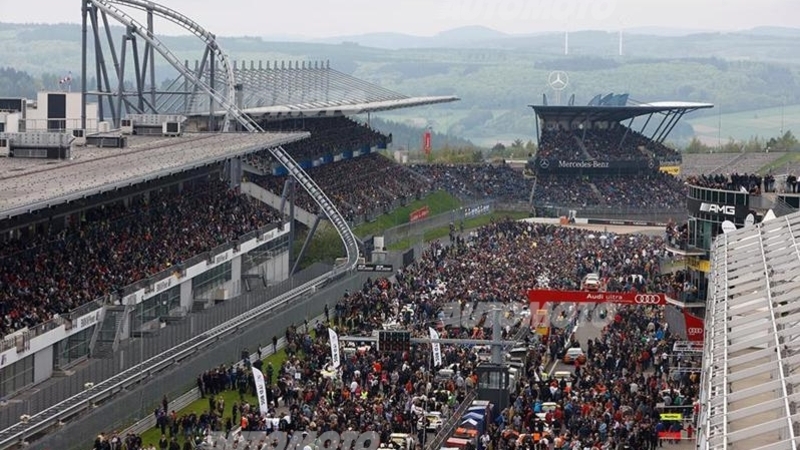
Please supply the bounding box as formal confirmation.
[192,261,232,296]
[55,326,94,369]
[133,285,181,327]
[0,354,34,397]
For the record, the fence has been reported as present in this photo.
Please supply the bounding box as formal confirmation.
[378,201,495,247]
[24,269,372,450]
[534,205,680,225]
[120,312,324,438]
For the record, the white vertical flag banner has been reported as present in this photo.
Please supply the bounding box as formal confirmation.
[429,327,443,367]
[252,368,269,416]
[328,328,341,369]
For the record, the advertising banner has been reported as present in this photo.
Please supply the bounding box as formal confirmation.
[429,327,442,367]
[252,368,269,416]
[683,311,705,342]
[686,198,750,221]
[410,206,430,222]
[527,289,666,310]
[533,157,658,173]
[328,328,341,369]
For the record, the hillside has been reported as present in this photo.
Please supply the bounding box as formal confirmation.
[2,22,800,145]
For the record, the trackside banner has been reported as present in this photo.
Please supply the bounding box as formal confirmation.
[527,289,666,308]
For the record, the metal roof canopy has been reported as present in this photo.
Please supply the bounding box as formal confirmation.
[0,132,308,221]
[698,211,800,450]
[528,102,713,146]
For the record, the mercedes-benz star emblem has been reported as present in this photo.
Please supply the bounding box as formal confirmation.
[548,71,569,91]
[539,158,550,169]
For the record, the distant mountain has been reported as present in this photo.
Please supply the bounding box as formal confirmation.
[742,26,800,37]
[314,25,509,49]
[624,27,714,36]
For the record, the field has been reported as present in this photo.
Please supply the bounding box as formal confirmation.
[688,103,800,144]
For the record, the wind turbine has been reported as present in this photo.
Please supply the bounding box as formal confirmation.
[564,23,570,56]
[618,15,627,57]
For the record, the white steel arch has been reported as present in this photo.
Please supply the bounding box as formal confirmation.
[87,0,258,132]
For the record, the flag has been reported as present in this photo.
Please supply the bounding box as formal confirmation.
[252,368,269,416]
[429,327,442,367]
[328,328,341,369]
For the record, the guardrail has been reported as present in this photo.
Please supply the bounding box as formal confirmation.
[0,265,342,448]
[425,390,478,450]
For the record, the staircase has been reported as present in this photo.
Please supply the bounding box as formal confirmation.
[571,136,593,160]
[759,193,798,218]
[589,183,604,204]
[91,306,126,359]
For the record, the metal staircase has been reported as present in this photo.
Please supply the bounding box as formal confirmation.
[91,306,126,359]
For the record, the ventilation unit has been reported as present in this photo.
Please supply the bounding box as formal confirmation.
[98,121,111,133]
[162,121,182,137]
[72,128,86,146]
[0,138,9,157]
[120,119,133,135]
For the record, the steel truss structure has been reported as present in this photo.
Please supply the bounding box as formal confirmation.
[698,212,800,450]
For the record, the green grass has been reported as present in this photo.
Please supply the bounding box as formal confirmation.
[386,211,530,251]
[137,349,292,447]
[688,104,800,144]
[352,190,461,238]
[758,152,800,174]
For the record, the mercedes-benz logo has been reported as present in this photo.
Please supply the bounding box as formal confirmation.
[548,71,569,91]
[539,158,550,169]
[648,159,655,169]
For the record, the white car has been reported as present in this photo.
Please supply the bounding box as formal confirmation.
[417,412,443,432]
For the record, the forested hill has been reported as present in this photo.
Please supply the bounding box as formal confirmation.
[2,22,799,145]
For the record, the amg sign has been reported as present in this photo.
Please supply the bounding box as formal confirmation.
[699,203,736,216]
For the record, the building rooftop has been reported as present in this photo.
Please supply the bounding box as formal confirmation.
[0,131,307,220]
[698,211,800,450]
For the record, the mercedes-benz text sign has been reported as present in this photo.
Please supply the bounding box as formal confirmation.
[699,202,736,216]
[634,294,662,305]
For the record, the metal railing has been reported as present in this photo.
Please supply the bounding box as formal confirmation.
[0,261,338,448]
[425,390,478,450]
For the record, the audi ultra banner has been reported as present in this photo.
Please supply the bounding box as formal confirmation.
[527,289,666,309]
[533,157,659,173]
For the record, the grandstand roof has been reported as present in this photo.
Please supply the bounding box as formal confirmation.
[0,132,307,221]
[187,63,459,118]
[528,102,713,123]
[699,211,800,450]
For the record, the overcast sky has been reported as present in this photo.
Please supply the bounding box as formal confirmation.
[0,0,798,38]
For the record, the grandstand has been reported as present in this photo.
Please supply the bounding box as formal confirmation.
[529,96,712,223]
[680,152,788,179]
[0,1,463,447]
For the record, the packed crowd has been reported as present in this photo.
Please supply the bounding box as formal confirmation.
[248,153,431,223]
[261,117,388,162]
[685,173,774,194]
[99,218,696,449]
[536,127,682,163]
[409,163,534,204]
[0,174,282,337]
[533,172,687,211]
